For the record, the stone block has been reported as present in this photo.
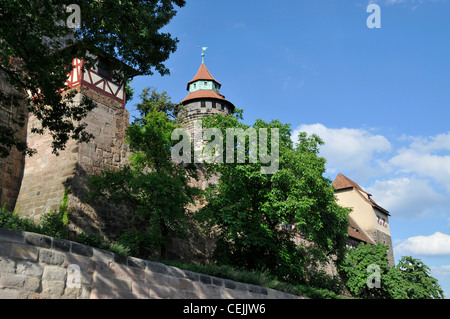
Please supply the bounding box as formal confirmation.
[42,280,65,296]
[52,238,71,252]
[183,270,199,282]
[178,278,194,291]
[116,290,146,299]
[24,277,41,292]
[43,265,67,282]
[39,249,65,266]
[10,243,39,262]
[25,233,52,248]
[16,261,44,278]
[146,261,168,274]
[145,271,168,286]
[89,287,115,299]
[199,274,212,285]
[0,228,25,244]
[223,279,236,290]
[71,242,93,257]
[64,286,83,299]
[148,283,182,299]
[127,256,146,269]
[65,253,93,273]
[0,256,15,273]
[92,273,131,292]
[0,273,27,288]
[0,287,22,299]
[92,248,115,263]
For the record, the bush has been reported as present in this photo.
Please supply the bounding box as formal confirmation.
[39,190,70,239]
[0,205,40,233]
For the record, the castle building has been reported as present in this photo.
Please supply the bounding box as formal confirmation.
[0,49,395,267]
[10,52,137,237]
[333,173,395,266]
[177,53,235,138]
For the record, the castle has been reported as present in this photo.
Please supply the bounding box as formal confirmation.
[0,51,394,266]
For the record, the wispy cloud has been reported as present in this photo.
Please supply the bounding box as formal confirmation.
[293,123,450,220]
[292,123,392,180]
[395,232,450,256]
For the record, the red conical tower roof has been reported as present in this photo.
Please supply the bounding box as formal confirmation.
[187,63,221,90]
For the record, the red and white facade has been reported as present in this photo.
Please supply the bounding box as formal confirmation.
[65,57,126,107]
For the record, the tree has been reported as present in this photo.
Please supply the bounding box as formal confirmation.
[340,243,445,299]
[339,243,391,299]
[385,256,445,299]
[197,112,349,283]
[0,0,185,157]
[88,88,200,259]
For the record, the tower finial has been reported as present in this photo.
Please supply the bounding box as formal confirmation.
[199,46,208,63]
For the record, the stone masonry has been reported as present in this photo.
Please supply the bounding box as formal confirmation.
[0,72,27,211]
[0,227,304,299]
[14,86,132,238]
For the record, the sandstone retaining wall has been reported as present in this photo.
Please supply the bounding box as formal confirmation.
[0,227,304,299]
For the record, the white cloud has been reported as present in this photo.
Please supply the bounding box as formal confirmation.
[431,265,450,277]
[292,123,450,220]
[366,177,448,219]
[389,133,450,191]
[292,123,392,180]
[395,232,450,256]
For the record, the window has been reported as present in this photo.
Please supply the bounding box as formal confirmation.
[201,101,206,108]
[97,58,112,80]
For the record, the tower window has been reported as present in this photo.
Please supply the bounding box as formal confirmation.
[201,101,206,108]
[97,58,112,80]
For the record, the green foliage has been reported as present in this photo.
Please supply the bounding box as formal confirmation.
[134,87,178,121]
[0,0,185,157]
[339,243,391,298]
[74,232,106,249]
[0,205,40,233]
[340,243,445,299]
[88,88,201,259]
[385,256,445,299]
[39,190,70,239]
[198,112,350,285]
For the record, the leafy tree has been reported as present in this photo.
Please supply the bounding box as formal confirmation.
[385,256,445,299]
[339,242,391,298]
[88,88,200,259]
[340,243,445,299]
[197,112,349,284]
[0,0,185,157]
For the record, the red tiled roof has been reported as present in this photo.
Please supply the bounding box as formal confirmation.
[333,173,390,216]
[187,63,221,87]
[181,90,227,103]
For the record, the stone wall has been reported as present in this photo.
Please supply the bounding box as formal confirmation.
[14,87,132,238]
[0,227,304,299]
[0,73,27,210]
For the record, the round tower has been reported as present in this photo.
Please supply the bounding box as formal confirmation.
[177,53,235,136]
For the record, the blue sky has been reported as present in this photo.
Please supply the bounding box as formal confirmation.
[126,0,450,297]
